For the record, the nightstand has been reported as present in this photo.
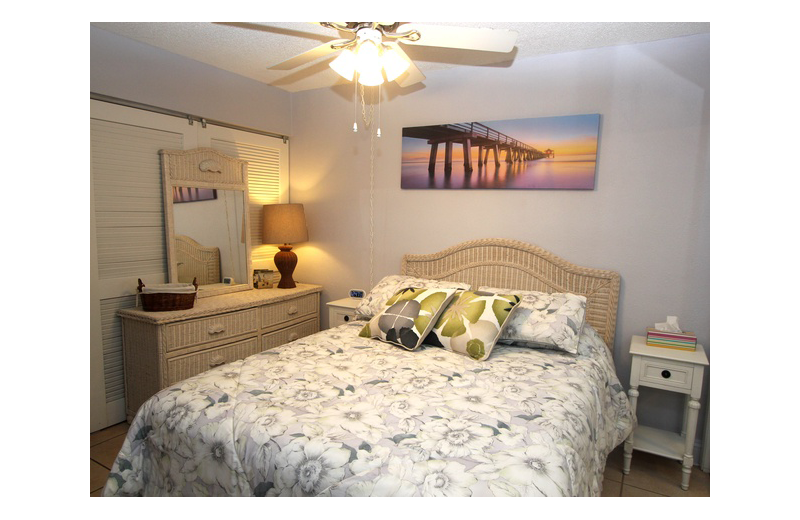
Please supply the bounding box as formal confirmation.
[623,335,709,490]
[326,297,361,328]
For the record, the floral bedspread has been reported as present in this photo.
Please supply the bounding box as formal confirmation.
[104,321,633,497]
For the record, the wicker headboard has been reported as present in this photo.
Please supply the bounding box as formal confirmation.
[401,238,621,351]
[175,235,221,285]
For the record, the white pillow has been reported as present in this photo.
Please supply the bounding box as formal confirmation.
[479,286,587,354]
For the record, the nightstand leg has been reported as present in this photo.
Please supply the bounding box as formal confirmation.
[623,386,639,475]
[681,398,701,490]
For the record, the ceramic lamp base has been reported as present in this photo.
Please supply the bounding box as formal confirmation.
[274,244,298,289]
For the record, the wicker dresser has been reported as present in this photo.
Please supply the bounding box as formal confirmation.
[118,284,322,422]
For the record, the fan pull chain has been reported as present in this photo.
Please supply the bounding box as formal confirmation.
[376,83,382,138]
[359,84,374,128]
[369,118,375,288]
[353,74,358,132]
[353,83,380,137]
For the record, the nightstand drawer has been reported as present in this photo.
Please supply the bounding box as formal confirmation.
[326,298,362,329]
[638,357,694,392]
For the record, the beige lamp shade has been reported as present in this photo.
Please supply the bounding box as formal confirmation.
[262,203,308,289]
[262,203,308,245]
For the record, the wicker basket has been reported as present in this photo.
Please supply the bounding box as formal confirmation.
[137,278,198,312]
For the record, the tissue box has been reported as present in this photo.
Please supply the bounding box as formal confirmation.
[646,328,697,351]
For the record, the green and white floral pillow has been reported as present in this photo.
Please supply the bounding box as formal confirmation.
[423,290,521,361]
[359,287,458,350]
[355,275,471,318]
[480,286,587,355]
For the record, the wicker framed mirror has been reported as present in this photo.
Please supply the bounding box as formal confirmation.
[161,147,253,297]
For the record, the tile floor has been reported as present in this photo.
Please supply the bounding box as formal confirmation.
[601,444,710,497]
[91,422,709,497]
[90,422,130,497]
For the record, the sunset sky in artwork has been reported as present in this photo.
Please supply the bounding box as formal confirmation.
[402,114,600,161]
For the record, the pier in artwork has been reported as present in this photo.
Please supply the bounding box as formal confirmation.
[403,122,549,174]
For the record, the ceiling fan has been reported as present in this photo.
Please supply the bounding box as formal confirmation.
[268,22,518,88]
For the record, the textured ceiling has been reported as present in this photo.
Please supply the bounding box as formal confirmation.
[91,22,710,93]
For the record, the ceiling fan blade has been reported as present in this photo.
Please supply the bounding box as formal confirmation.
[306,22,347,27]
[387,43,426,88]
[267,39,351,70]
[397,24,517,53]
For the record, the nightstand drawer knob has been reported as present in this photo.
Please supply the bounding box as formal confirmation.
[344,315,350,322]
[287,305,298,315]
[661,370,672,379]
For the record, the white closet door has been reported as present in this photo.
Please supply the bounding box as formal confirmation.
[90,100,289,432]
[90,100,198,431]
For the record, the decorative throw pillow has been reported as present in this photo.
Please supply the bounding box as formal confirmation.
[355,275,471,318]
[359,287,458,350]
[424,290,521,361]
[479,286,588,355]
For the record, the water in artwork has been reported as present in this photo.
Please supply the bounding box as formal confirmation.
[401,154,597,190]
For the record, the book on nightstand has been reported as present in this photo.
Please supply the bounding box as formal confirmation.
[645,328,697,351]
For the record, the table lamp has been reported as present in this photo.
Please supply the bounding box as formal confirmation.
[262,203,308,289]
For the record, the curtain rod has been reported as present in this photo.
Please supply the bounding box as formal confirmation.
[90,93,289,143]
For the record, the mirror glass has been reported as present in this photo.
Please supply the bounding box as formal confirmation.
[161,148,252,298]
[170,187,248,292]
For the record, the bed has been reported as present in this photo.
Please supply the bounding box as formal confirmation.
[103,238,633,497]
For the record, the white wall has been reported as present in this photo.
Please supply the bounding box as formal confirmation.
[291,34,710,439]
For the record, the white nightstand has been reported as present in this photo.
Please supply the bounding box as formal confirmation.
[326,297,362,328]
[623,335,709,490]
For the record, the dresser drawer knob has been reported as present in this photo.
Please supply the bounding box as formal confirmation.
[287,305,298,315]
[661,370,671,379]
[209,354,225,367]
[208,324,225,335]
[288,332,299,341]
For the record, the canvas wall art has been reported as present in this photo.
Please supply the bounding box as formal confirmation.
[401,114,600,190]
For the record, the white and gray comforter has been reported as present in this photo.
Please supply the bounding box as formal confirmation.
[104,321,633,497]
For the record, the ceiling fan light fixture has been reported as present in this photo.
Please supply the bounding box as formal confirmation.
[355,40,384,86]
[382,47,410,82]
[329,48,357,81]
[330,32,410,86]
[357,68,384,87]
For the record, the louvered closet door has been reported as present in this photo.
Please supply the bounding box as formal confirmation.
[90,100,198,431]
[90,101,289,432]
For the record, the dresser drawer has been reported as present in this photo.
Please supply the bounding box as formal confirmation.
[262,293,319,330]
[167,336,260,385]
[262,318,319,351]
[164,308,259,352]
[638,357,695,392]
